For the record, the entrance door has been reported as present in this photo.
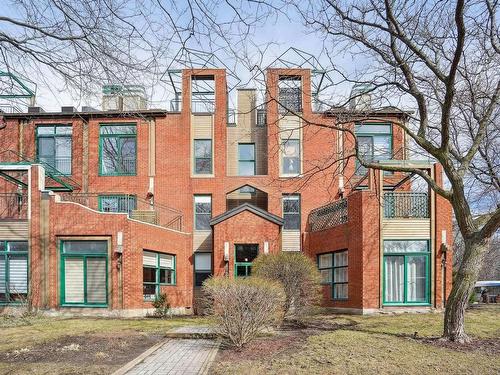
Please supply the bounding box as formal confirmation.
[234,244,258,277]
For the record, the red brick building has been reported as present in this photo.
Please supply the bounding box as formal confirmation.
[0,68,452,315]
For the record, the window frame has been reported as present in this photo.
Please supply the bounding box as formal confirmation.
[354,122,393,176]
[98,195,137,214]
[194,252,212,287]
[35,125,73,176]
[234,244,259,278]
[98,123,137,176]
[193,139,213,175]
[281,138,301,175]
[0,241,29,305]
[282,194,301,230]
[238,143,256,176]
[317,249,349,301]
[194,195,212,231]
[382,239,431,306]
[60,240,108,307]
[143,250,176,301]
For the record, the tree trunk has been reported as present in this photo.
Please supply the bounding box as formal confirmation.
[443,238,488,343]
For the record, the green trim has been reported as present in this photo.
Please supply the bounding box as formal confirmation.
[98,123,137,176]
[234,244,258,278]
[35,124,73,176]
[317,249,348,301]
[143,251,176,301]
[98,194,137,213]
[60,240,108,307]
[354,122,393,176]
[382,239,431,306]
[0,241,29,306]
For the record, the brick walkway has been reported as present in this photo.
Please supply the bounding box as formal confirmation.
[124,339,220,375]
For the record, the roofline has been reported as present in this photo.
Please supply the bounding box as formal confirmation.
[210,203,283,226]
[1,108,173,120]
[322,108,413,117]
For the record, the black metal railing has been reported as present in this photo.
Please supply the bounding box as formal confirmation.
[308,198,348,231]
[279,87,302,113]
[384,192,429,219]
[0,193,28,220]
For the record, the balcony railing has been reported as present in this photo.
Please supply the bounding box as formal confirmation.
[191,99,215,113]
[308,198,348,232]
[279,87,302,113]
[170,99,182,112]
[384,192,429,219]
[38,156,72,175]
[58,193,183,231]
[0,193,28,220]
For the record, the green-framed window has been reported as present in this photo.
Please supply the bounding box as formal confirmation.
[318,250,348,300]
[238,143,255,176]
[194,195,211,230]
[60,240,108,307]
[234,244,258,277]
[0,241,28,305]
[283,194,300,230]
[281,139,300,174]
[383,240,430,305]
[194,252,212,287]
[194,139,212,174]
[36,125,72,175]
[98,195,136,214]
[143,250,176,300]
[354,123,392,175]
[99,124,137,176]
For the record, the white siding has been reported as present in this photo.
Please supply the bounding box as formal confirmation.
[0,221,28,240]
[382,219,431,239]
[282,230,301,251]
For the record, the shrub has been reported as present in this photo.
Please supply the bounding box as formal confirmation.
[202,277,285,348]
[252,252,321,320]
[152,293,172,318]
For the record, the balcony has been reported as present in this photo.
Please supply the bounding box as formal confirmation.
[279,87,302,113]
[308,198,348,232]
[191,99,215,113]
[38,156,72,175]
[383,192,429,219]
[0,193,28,220]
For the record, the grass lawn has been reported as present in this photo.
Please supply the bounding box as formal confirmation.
[0,315,208,375]
[210,305,500,375]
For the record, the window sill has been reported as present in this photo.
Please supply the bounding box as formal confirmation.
[382,303,432,307]
[98,174,137,177]
[191,174,215,178]
[60,304,108,308]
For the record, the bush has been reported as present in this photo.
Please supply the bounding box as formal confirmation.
[252,252,321,320]
[152,293,172,318]
[202,277,285,348]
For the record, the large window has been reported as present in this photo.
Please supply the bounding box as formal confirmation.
[99,124,137,175]
[318,250,348,300]
[36,125,72,175]
[194,252,212,287]
[355,123,392,175]
[234,244,258,277]
[98,195,136,214]
[143,250,176,300]
[281,139,300,175]
[60,240,107,306]
[194,195,212,230]
[238,143,255,176]
[194,139,212,174]
[383,240,430,305]
[0,241,28,304]
[283,194,300,230]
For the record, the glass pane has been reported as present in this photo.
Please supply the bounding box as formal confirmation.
[334,267,348,283]
[238,144,255,160]
[235,244,258,262]
[334,251,348,267]
[38,137,55,158]
[282,140,300,174]
[384,256,404,303]
[283,196,300,213]
[8,242,28,252]
[55,126,72,135]
[37,126,55,135]
[63,241,107,254]
[320,269,332,284]
[407,256,427,303]
[100,125,136,135]
[0,258,6,301]
[195,201,211,214]
[235,265,248,277]
[373,135,392,160]
[195,253,212,271]
[333,284,348,299]
[159,254,174,268]
[239,161,255,176]
[194,140,212,158]
[195,272,211,287]
[318,254,332,268]
[195,158,212,174]
[284,213,300,230]
[86,258,107,304]
[143,267,156,283]
[100,196,118,212]
[101,138,120,174]
[143,284,156,300]
[55,137,72,174]
[384,240,429,253]
[120,138,136,174]
[282,156,300,173]
[64,258,84,303]
[355,124,391,134]
[159,269,173,284]
[195,213,211,230]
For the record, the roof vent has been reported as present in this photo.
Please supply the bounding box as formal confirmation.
[81,106,99,112]
[28,106,45,113]
[61,106,76,113]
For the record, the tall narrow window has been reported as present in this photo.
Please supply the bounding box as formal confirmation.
[383,240,429,305]
[98,195,136,214]
[194,252,212,287]
[194,139,212,174]
[194,195,212,230]
[143,250,176,300]
[282,139,300,175]
[238,143,255,176]
[317,250,349,300]
[99,124,137,175]
[36,125,72,175]
[283,194,300,230]
[0,241,28,304]
[60,240,108,306]
[354,123,392,175]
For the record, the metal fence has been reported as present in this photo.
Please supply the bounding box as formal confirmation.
[308,198,348,232]
[383,192,429,218]
[0,193,28,220]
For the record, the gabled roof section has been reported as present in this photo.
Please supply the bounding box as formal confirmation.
[210,203,283,226]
